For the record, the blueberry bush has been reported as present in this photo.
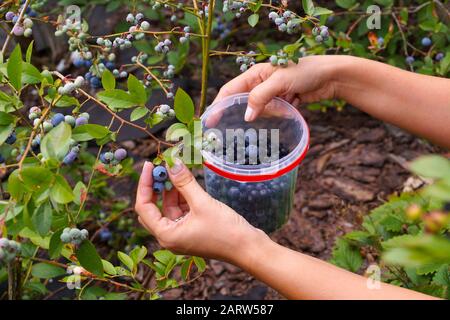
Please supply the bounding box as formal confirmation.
[0,0,448,300]
[331,155,450,299]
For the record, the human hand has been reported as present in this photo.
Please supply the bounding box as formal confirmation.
[215,55,342,121]
[135,160,268,264]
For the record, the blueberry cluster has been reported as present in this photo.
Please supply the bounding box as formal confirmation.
[236,51,256,72]
[312,25,330,43]
[269,50,289,67]
[222,135,289,165]
[204,168,295,233]
[100,148,128,166]
[0,238,21,266]
[131,54,148,65]
[155,104,175,118]
[54,18,87,52]
[163,65,176,78]
[57,76,85,95]
[60,228,89,245]
[152,165,173,194]
[223,0,249,18]
[213,19,231,39]
[5,12,34,37]
[154,39,172,54]
[268,10,299,34]
[179,26,190,44]
[71,51,93,69]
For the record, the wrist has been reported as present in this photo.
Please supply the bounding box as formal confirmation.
[328,55,364,101]
[228,226,275,272]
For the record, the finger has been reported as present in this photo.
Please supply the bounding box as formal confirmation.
[135,161,165,234]
[166,159,208,209]
[246,72,287,122]
[214,63,274,103]
[136,161,155,206]
[162,188,185,220]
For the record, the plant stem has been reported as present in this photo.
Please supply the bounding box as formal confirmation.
[198,0,215,116]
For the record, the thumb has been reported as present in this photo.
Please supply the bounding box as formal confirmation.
[167,159,207,207]
[246,72,285,122]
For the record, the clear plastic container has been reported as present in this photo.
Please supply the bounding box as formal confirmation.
[201,93,309,233]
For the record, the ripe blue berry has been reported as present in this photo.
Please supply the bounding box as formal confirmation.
[405,56,415,65]
[5,132,16,145]
[5,12,15,21]
[51,113,65,127]
[75,117,88,127]
[114,148,127,161]
[99,229,112,242]
[152,181,165,194]
[90,76,101,88]
[435,52,444,61]
[421,37,432,47]
[153,165,168,182]
[63,150,78,165]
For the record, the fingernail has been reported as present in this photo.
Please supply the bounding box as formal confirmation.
[169,159,183,175]
[244,106,255,122]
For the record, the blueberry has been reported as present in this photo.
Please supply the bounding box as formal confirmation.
[63,150,78,165]
[105,62,115,70]
[435,52,444,61]
[5,132,16,145]
[84,60,93,68]
[227,187,240,198]
[377,37,384,46]
[153,165,168,182]
[405,56,415,65]
[114,148,127,161]
[73,58,85,68]
[104,152,114,163]
[5,12,15,21]
[100,152,108,164]
[152,181,165,193]
[0,154,5,163]
[51,113,65,127]
[75,117,88,127]
[84,72,92,81]
[64,115,76,127]
[421,37,432,47]
[90,76,101,88]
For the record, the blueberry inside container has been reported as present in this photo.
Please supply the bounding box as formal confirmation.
[201,93,309,233]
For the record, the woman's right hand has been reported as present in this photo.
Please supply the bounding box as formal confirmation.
[215,55,343,122]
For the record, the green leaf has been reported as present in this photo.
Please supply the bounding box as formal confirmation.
[180,258,191,280]
[193,256,206,272]
[22,62,43,85]
[313,7,333,16]
[410,155,450,179]
[26,41,34,63]
[50,174,74,204]
[20,167,54,194]
[330,238,363,272]
[0,111,15,125]
[174,88,195,124]
[101,69,116,90]
[130,106,149,121]
[49,229,64,259]
[32,202,52,236]
[0,123,14,145]
[76,240,104,277]
[153,249,175,265]
[165,123,188,141]
[73,181,87,206]
[127,74,147,105]
[130,246,147,265]
[102,260,117,275]
[31,263,66,279]
[302,0,315,15]
[336,0,357,9]
[433,265,450,286]
[40,122,72,161]
[248,14,259,27]
[118,251,135,272]
[73,124,110,140]
[97,89,140,109]
[7,45,22,91]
